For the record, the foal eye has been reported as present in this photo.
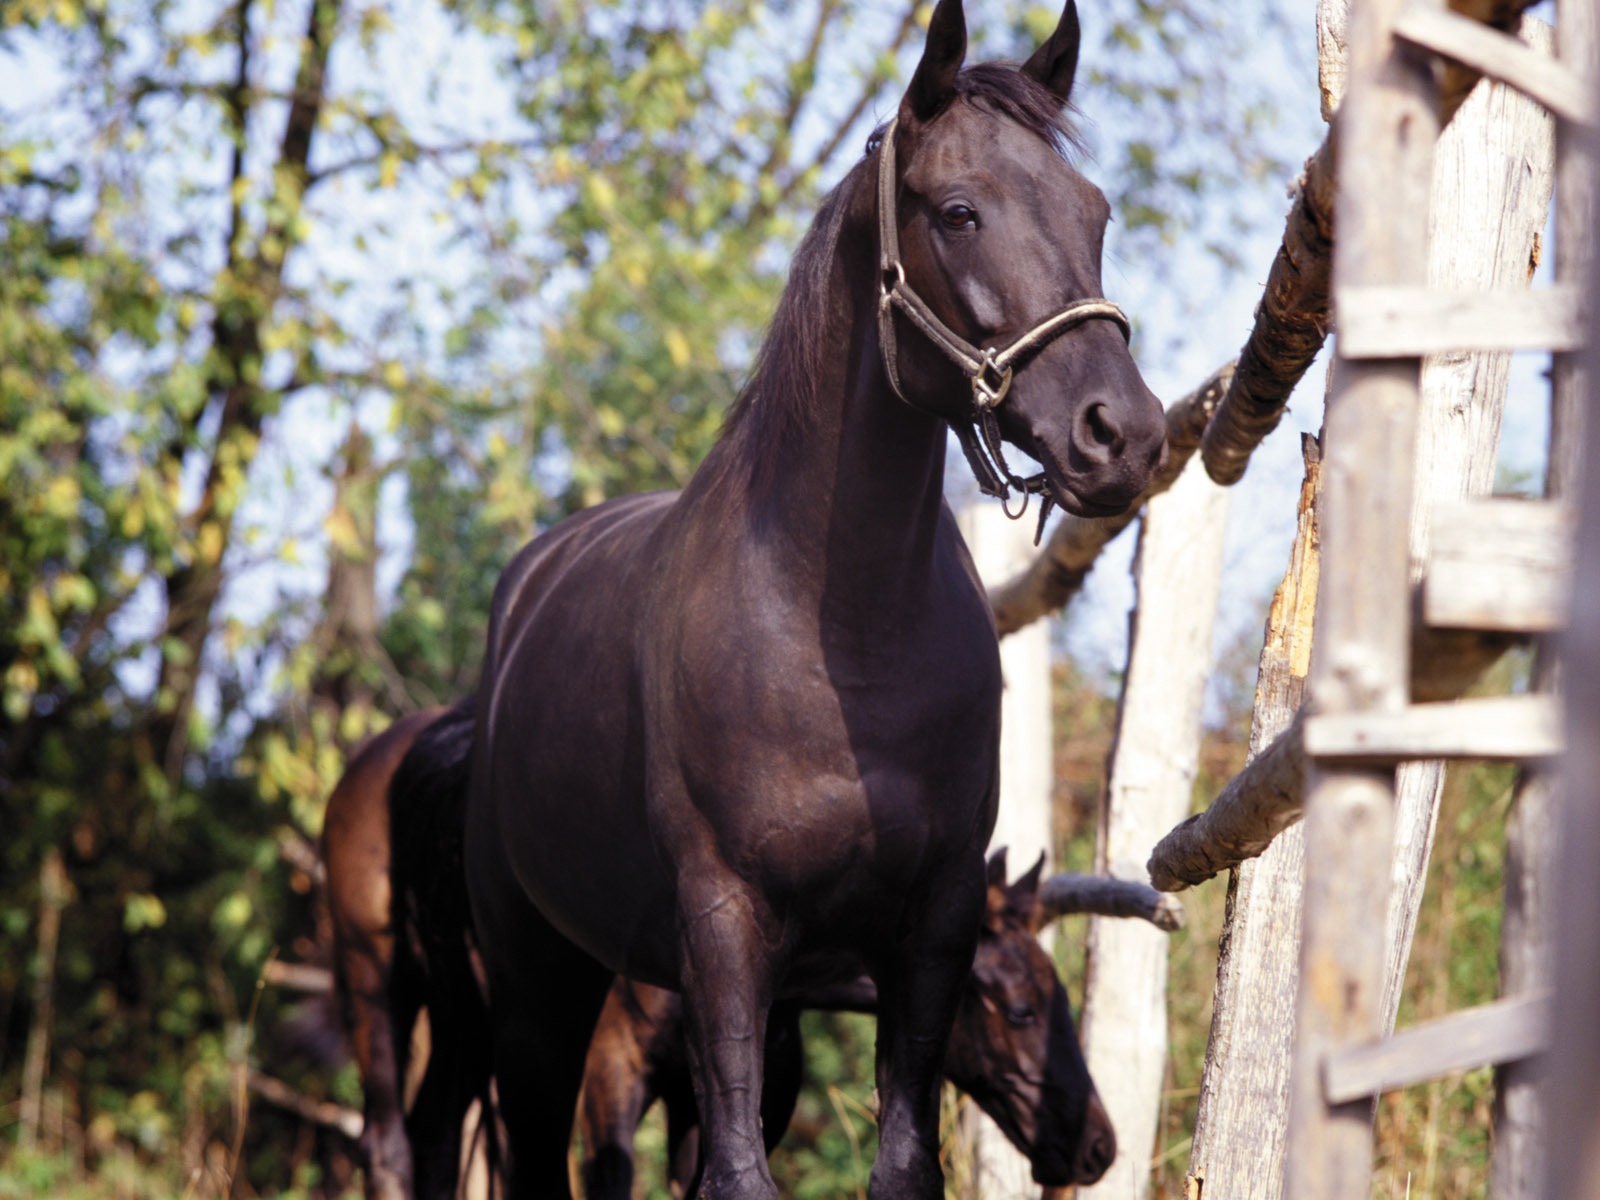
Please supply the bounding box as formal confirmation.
[1005,1002,1037,1027]
[940,204,979,230]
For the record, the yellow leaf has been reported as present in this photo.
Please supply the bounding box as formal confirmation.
[664,327,691,369]
[378,151,400,189]
[44,473,81,517]
[588,174,618,214]
[324,506,361,555]
[382,361,407,390]
[196,521,224,564]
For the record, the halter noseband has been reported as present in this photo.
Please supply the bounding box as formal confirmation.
[874,117,1132,540]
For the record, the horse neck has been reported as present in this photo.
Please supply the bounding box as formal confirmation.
[708,191,953,616]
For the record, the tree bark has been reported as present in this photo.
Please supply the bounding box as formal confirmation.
[1036,874,1185,931]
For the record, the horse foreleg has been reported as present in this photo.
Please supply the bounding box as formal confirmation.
[868,855,987,1200]
[675,874,779,1200]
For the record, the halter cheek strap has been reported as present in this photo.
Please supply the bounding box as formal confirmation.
[874,117,1132,541]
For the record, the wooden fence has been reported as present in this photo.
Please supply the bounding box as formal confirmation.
[986,0,1597,1195]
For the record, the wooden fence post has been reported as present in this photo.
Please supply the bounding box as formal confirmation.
[1180,434,1320,1200]
[960,502,1056,1197]
[1078,460,1229,1200]
[1380,16,1557,1036]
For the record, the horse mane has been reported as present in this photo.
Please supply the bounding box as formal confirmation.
[709,62,1082,498]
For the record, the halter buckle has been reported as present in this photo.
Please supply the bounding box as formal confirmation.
[972,351,1012,410]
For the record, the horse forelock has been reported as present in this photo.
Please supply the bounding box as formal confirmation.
[954,62,1084,160]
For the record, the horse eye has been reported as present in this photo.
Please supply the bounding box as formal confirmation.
[940,204,978,230]
[1005,1002,1036,1027]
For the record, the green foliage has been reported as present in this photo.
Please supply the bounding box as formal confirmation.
[0,0,1306,1192]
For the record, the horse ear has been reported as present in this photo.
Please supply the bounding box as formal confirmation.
[985,846,1010,889]
[1011,857,1049,902]
[902,0,967,124]
[1021,0,1082,104]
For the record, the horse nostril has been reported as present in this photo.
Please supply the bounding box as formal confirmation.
[1076,1096,1117,1183]
[1077,1125,1115,1182]
[1076,402,1125,462]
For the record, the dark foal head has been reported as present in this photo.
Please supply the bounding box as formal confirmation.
[943,850,1115,1186]
[884,0,1166,516]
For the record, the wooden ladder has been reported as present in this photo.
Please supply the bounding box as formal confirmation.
[1287,0,1596,1196]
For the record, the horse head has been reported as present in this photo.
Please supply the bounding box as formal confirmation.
[880,0,1166,517]
[943,849,1116,1186]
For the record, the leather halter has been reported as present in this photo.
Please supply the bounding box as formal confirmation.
[874,117,1131,539]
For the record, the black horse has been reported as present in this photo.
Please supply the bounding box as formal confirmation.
[463,3,1164,1195]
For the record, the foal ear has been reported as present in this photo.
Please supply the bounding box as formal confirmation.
[985,846,1010,890]
[1011,857,1049,902]
[1021,0,1082,104]
[902,0,967,124]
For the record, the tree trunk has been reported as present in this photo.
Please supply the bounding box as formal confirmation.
[148,0,344,778]
[20,847,68,1152]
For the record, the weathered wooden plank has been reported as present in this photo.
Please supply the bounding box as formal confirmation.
[1395,7,1596,124]
[1288,0,1440,1189]
[1436,0,1550,120]
[1536,1,1600,1192]
[1304,695,1563,762]
[1384,24,1557,1069]
[1036,873,1186,931]
[1321,993,1550,1103]
[1493,4,1585,1184]
[1337,283,1587,356]
[1147,620,1530,893]
[1425,498,1574,631]
[1181,436,1321,1200]
[1080,458,1230,1200]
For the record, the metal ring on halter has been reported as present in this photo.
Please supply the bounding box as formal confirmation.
[973,351,1012,411]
